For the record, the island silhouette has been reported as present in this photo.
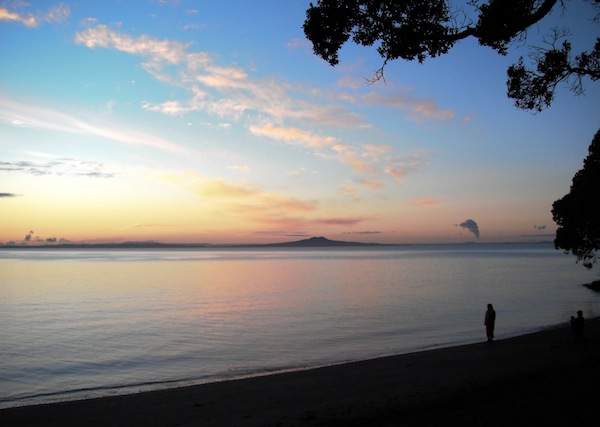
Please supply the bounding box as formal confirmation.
[0,236,384,249]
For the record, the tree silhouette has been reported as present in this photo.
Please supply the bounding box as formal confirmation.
[508,35,600,111]
[303,1,600,269]
[552,130,600,268]
[303,0,599,110]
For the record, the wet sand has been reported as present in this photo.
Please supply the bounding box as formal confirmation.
[2,319,599,426]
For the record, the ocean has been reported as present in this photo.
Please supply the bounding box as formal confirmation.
[1,243,598,408]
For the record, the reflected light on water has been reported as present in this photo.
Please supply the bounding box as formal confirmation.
[1,247,598,408]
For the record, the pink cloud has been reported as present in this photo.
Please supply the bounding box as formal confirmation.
[75,26,368,129]
[249,123,337,148]
[75,25,187,64]
[338,183,359,198]
[314,217,366,226]
[359,92,455,121]
[0,3,69,28]
[331,144,373,173]
[385,153,428,182]
[410,197,442,207]
[253,215,367,229]
[358,178,384,189]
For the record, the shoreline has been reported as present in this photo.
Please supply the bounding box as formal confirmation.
[2,318,598,426]
[0,321,571,410]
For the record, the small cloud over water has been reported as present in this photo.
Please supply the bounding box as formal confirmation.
[457,219,480,239]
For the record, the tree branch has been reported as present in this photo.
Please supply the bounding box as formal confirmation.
[447,26,476,42]
[520,0,560,33]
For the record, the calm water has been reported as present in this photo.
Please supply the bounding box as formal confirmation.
[1,244,598,408]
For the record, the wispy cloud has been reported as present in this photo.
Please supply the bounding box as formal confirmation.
[0,96,185,153]
[74,26,437,181]
[240,125,421,189]
[164,172,364,230]
[171,175,318,213]
[385,153,428,182]
[362,144,392,160]
[0,6,36,27]
[248,215,368,230]
[357,178,384,189]
[335,90,454,122]
[198,179,259,199]
[249,123,337,148]
[315,217,365,226]
[75,25,367,129]
[331,144,374,173]
[249,123,400,179]
[254,230,310,238]
[45,3,70,24]
[0,158,114,178]
[0,3,69,28]
[75,25,187,63]
[362,92,454,121]
[249,124,402,181]
[338,183,359,199]
[141,99,197,116]
[0,192,20,197]
[409,197,441,207]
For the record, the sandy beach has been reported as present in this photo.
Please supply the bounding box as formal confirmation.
[2,318,598,426]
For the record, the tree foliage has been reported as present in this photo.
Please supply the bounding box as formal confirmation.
[303,0,599,110]
[508,37,600,111]
[552,130,600,268]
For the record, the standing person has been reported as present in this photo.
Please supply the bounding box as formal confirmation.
[574,310,585,342]
[484,304,496,343]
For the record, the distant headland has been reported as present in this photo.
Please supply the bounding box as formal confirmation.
[0,236,385,249]
[0,236,554,249]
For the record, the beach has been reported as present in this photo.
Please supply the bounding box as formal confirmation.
[2,318,598,426]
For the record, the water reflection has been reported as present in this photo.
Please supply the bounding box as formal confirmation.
[0,247,598,408]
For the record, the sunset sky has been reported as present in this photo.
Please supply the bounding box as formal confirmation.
[1,0,599,244]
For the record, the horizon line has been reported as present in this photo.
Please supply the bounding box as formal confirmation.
[0,236,555,249]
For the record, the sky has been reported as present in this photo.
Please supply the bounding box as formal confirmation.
[1,0,599,244]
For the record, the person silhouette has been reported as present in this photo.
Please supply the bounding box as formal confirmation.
[484,304,496,343]
[574,310,585,342]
